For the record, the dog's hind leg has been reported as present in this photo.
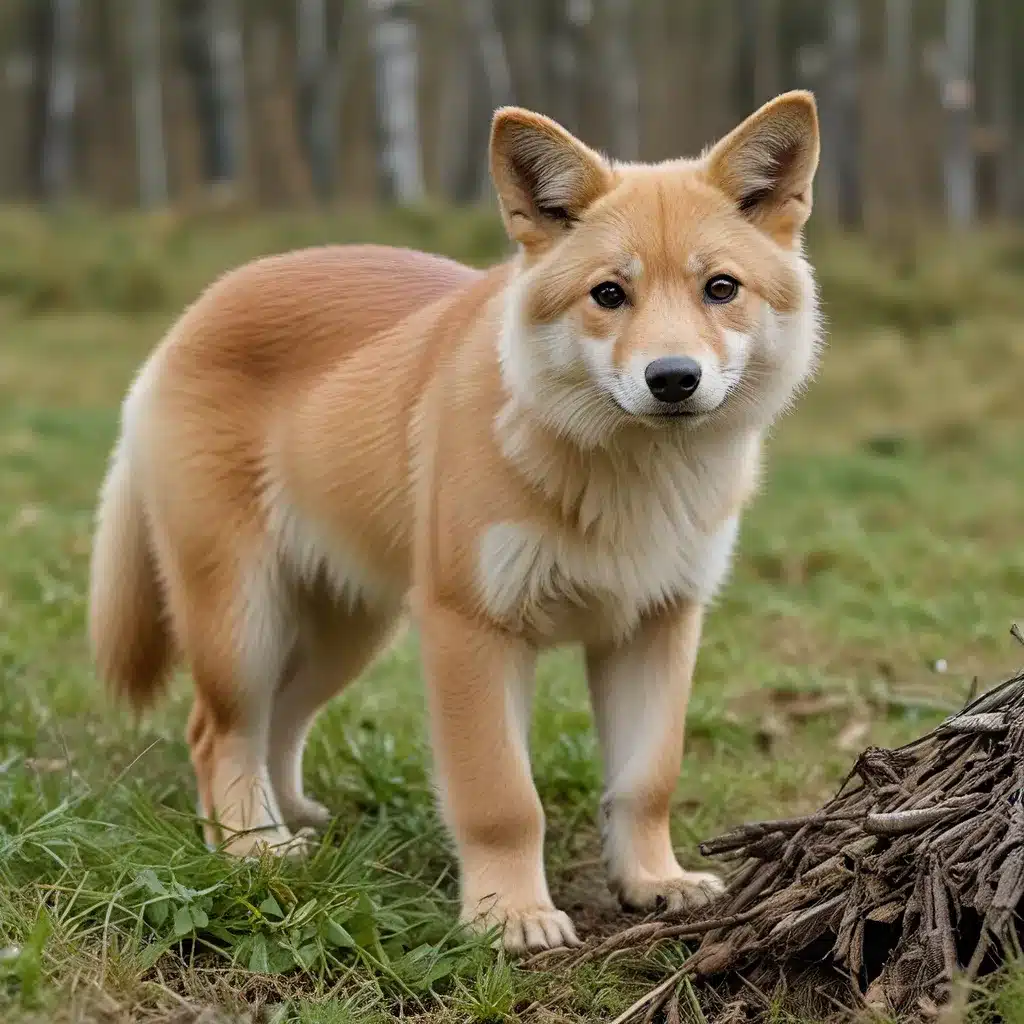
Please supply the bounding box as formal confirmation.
[267,596,402,832]
[178,559,313,858]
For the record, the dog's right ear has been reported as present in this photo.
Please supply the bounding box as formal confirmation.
[489,107,613,252]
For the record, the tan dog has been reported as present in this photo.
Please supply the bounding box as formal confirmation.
[89,92,822,952]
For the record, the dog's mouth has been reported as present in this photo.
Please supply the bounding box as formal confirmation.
[641,402,722,422]
[656,407,703,418]
[602,380,725,424]
[610,401,718,426]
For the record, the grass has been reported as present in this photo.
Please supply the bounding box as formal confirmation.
[0,205,1023,1022]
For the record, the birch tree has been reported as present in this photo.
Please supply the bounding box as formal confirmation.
[882,0,914,232]
[436,9,473,202]
[41,0,80,202]
[885,0,913,97]
[204,0,247,195]
[130,0,168,208]
[466,0,512,198]
[824,0,861,228]
[437,0,511,203]
[922,0,977,226]
[467,0,512,115]
[602,0,639,161]
[738,0,780,126]
[988,0,1013,218]
[297,0,348,200]
[178,0,246,193]
[368,0,425,204]
[942,0,975,227]
[739,0,781,113]
[549,0,592,133]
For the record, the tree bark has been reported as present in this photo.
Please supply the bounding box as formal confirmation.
[435,7,472,202]
[549,0,592,133]
[943,0,975,227]
[883,0,914,219]
[41,0,80,202]
[824,0,861,228]
[204,0,246,194]
[602,0,639,161]
[178,0,246,194]
[755,0,780,106]
[297,0,345,200]
[466,0,512,199]
[367,0,425,204]
[467,0,511,113]
[130,0,168,208]
[988,0,1013,218]
[885,0,913,98]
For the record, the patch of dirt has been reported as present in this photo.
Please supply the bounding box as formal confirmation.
[550,856,642,942]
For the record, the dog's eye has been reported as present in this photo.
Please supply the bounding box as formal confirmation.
[704,275,740,304]
[590,282,627,309]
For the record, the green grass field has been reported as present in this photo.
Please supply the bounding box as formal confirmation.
[1,208,1023,1023]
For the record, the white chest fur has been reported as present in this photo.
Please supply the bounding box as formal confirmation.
[478,515,738,643]
[476,440,748,644]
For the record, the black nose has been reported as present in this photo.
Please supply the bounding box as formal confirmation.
[644,356,702,403]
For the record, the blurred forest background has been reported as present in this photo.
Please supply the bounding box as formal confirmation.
[0,0,1022,231]
[3,7,1024,1021]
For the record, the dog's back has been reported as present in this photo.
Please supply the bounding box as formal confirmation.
[88,243,477,712]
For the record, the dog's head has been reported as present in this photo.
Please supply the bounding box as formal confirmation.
[491,92,823,448]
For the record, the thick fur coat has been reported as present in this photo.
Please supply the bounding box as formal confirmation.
[89,92,822,952]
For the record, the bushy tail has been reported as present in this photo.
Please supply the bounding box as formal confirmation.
[88,435,173,710]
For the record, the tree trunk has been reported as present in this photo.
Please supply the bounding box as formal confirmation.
[988,0,1013,218]
[755,0,780,106]
[467,0,511,113]
[824,0,861,228]
[368,0,425,204]
[178,0,245,194]
[602,0,639,161]
[880,0,916,246]
[204,0,246,195]
[178,0,219,185]
[435,8,472,202]
[25,0,53,198]
[885,0,913,97]
[297,0,345,200]
[507,0,549,114]
[130,0,168,208]
[549,0,592,133]
[41,0,80,202]
[943,0,975,227]
[252,17,312,204]
[465,0,512,199]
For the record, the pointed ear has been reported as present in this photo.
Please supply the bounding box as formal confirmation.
[489,107,613,250]
[704,91,820,246]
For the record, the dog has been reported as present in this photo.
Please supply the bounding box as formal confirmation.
[88,91,822,953]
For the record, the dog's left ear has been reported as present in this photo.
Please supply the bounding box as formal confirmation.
[490,107,613,252]
[704,90,820,247]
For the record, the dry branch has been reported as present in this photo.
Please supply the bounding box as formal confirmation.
[549,666,1024,1022]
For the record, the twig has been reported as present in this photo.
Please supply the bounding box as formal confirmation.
[573,664,1024,1020]
[609,966,690,1024]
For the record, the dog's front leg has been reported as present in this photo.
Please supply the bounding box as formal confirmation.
[586,601,724,913]
[419,600,579,952]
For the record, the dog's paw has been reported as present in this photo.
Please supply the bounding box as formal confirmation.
[463,903,581,954]
[223,825,319,860]
[281,797,333,831]
[614,869,725,914]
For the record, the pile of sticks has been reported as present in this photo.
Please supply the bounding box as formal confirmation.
[547,661,1024,1022]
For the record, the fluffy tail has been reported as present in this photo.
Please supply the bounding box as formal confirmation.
[88,434,173,710]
